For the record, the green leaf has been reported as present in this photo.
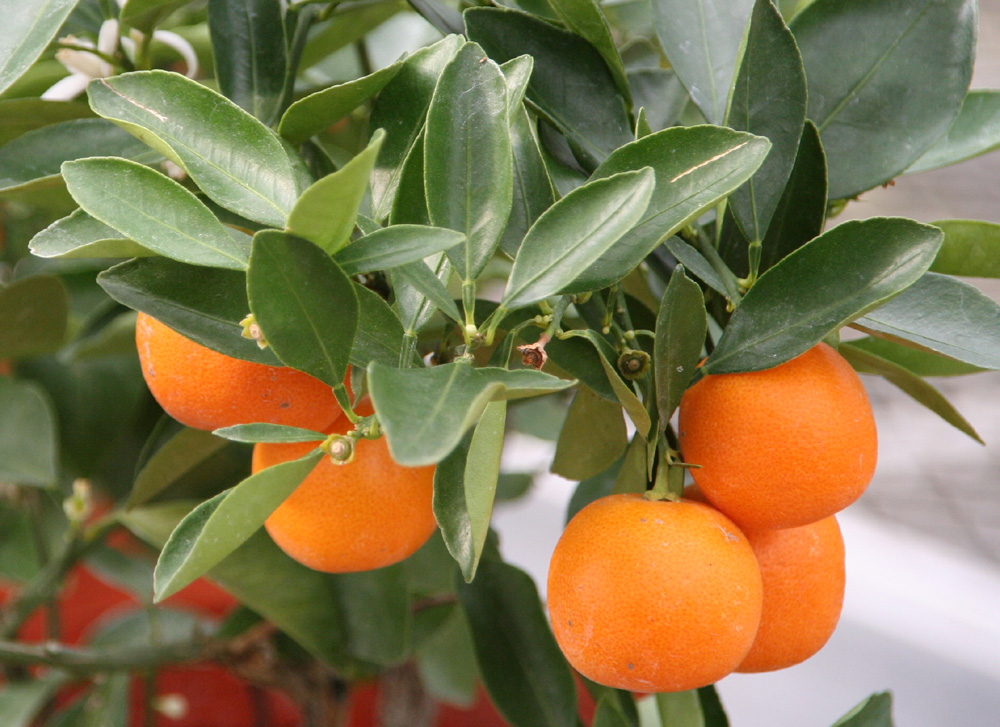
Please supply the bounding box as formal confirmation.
[551,388,626,481]
[247,230,359,386]
[0,671,69,727]
[433,400,506,581]
[0,275,68,359]
[353,285,407,368]
[0,118,157,195]
[88,71,303,227]
[791,0,975,199]
[655,691,704,727]
[654,266,706,424]
[457,558,578,727]
[664,237,730,299]
[337,564,412,665]
[417,609,479,706]
[501,107,557,257]
[0,99,94,147]
[0,378,58,486]
[500,55,534,116]
[831,692,893,727]
[500,168,655,309]
[706,218,943,373]
[839,342,982,443]
[62,157,251,270]
[370,36,464,221]
[298,0,405,71]
[213,423,327,443]
[79,673,129,727]
[425,43,513,282]
[544,334,617,401]
[853,272,1000,370]
[697,685,730,727]
[335,225,466,276]
[726,0,807,242]
[389,131,431,226]
[593,696,634,727]
[576,125,771,292]
[97,257,281,366]
[846,336,983,376]
[627,68,689,132]
[929,219,1000,277]
[129,425,233,507]
[0,0,78,95]
[29,209,147,260]
[652,0,755,124]
[908,90,1000,173]
[279,61,402,144]
[153,449,323,601]
[120,0,190,34]
[465,7,634,171]
[208,0,287,125]
[287,131,385,254]
[546,0,632,107]
[594,345,651,438]
[392,255,463,327]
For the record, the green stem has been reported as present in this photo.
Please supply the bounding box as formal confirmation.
[332,384,359,425]
[0,638,212,674]
[1,532,82,640]
[693,229,743,305]
[399,332,418,368]
[543,296,572,339]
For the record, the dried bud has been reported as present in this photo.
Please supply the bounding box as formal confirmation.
[617,349,650,380]
[517,335,550,370]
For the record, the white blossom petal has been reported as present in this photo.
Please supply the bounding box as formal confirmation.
[153,30,199,78]
[40,72,91,101]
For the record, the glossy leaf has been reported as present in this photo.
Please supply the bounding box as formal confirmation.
[655,692,705,727]
[434,400,507,581]
[846,336,983,376]
[792,0,975,199]
[551,388,626,481]
[370,36,464,221]
[0,379,58,486]
[697,686,730,727]
[628,68,689,132]
[544,334,617,401]
[97,257,281,366]
[500,168,655,309]
[457,558,578,727]
[298,0,404,71]
[908,91,1000,173]
[0,118,157,194]
[352,285,407,368]
[726,0,807,241]
[840,342,982,443]
[213,423,327,444]
[466,7,634,171]
[409,0,464,34]
[576,126,771,292]
[654,267,706,424]
[208,0,287,124]
[120,0,190,34]
[247,231,359,386]
[287,130,385,254]
[389,130,430,226]
[706,218,943,373]
[501,108,557,258]
[0,275,68,359]
[652,0,755,124]
[62,157,250,270]
[500,55,534,116]
[88,71,303,227]
[831,692,893,727]
[335,225,465,276]
[129,426,232,507]
[392,255,463,326]
[279,61,403,144]
[153,449,323,601]
[853,272,1000,370]
[0,0,78,95]
[29,209,147,260]
[930,219,1000,278]
[663,237,730,299]
[547,0,632,106]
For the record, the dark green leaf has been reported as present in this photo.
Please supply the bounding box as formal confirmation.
[551,388,626,481]
[500,168,655,309]
[593,345,651,438]
[501,108,557,258]
[593,696,633,727]
[29,209,147,260]
[213,423,327,443]
[88,71,304,227]
[652,0,754,124]
[831,692,893,727]
[208,0,287,125]
[247,230,359,386]
[298,0,405,71]
[409,0,464,33]
[466,7,634,171]
[706,218,943,373]
[930,219,1000,277]
[500,55,534,115]
[697,685,730,727]
[839,342,982,442]
[337,564,411,665]
[0,99,94,147]
[853,272,1000,370]
[129,426,231,507]
[627,68,689,132]
[663,237,730,299]
[547,0,632,106]
[389,130,430,226]
[544,334,617,401]
[392,255,462,326]
[62,157,251,270]
[846,336,983,376]
[566,457,621,521]
[654,266,706,424]
[120,0,189,34]
[153,449,323,601]
[0,0,78,95]
[0,275,68,359]
[434,400,506,581]
[726,0,807,242]
[417,609,479,706]
[97,257,281,366]
[0,379,58,486]
[792,0,975,198]
[352,285,407,368]
[457,559,578,727]
[336,225,465,276]
[908,90,1000,173]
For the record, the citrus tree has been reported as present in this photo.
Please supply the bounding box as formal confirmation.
[0,0,997,725]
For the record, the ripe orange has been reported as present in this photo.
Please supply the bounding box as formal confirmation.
[737,516,845,673]
[678,342,877,530]
[546,494,763,693]
[135,312,344,432]
[253,401,437,573]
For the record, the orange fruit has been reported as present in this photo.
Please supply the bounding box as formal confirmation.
[546,494,763,693]
[135,312,343,432]
[678,342,877,530]
[253,401,437,573]
[737,516,845,673]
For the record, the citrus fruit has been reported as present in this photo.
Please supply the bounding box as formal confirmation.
[737,516,845,673]
[254,401,437,573]
[135,312,344,432]
[546,493,763,693]
[678,342,877,530]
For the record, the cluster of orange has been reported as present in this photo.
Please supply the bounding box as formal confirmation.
[136,314,436,574]
[548,343,876,692]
